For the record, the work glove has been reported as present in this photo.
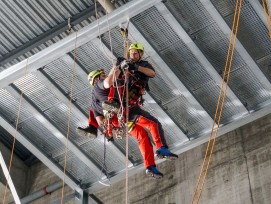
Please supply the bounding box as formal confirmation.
[116,57,126,66]
[128,62,139,71]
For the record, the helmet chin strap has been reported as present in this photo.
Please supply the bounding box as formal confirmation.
[138,50,141,61]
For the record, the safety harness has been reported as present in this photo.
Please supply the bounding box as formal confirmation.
[102,71,146,139]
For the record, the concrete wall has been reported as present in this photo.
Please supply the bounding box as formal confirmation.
[0,141,29,203]
[92,113,271,204]
[0,144,74,204]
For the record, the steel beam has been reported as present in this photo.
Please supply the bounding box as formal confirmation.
[5,85,105,178]
[155,2,248,116]
[0,0,161,89]
[200,0,271,92]
[0,116,81,192]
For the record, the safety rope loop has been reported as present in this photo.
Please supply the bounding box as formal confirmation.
[98,135,111,187]
[191,0,243,203]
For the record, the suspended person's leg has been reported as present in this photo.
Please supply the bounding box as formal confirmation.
[133,107,178,160]
[76,109,98,138]
[136,115,163,149]
[129,123,163,179]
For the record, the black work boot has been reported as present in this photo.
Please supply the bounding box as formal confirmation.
[76,125,97,138]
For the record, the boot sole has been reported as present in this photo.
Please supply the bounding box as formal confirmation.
[146,171,163,179]
[156,154,178,161]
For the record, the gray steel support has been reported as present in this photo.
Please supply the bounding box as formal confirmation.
[0,0,162,89]
[74,191,89,204]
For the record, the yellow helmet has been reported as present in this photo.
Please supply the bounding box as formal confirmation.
[129,42,144,51]
[88,69,105,86]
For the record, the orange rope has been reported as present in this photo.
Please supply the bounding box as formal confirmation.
[124,41,130,204]
[191,0,243,203]
[2,58,28,204]
[262,0,271,38]
[61,31,78,204]
[196,1,243,203]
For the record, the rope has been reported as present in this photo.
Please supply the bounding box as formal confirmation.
[125,73,129,204]
[191,0,243,203]
[94,1,130,201]
[60,31,78,204]
[93,0,118,184]
[262,0,271,38]
[119,21,130,204]
[2,58,28,204]
[98,136,111,186]
[104,0,115,66]
[94,0,115,61]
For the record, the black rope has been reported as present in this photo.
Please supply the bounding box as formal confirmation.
[98,134,111,186]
